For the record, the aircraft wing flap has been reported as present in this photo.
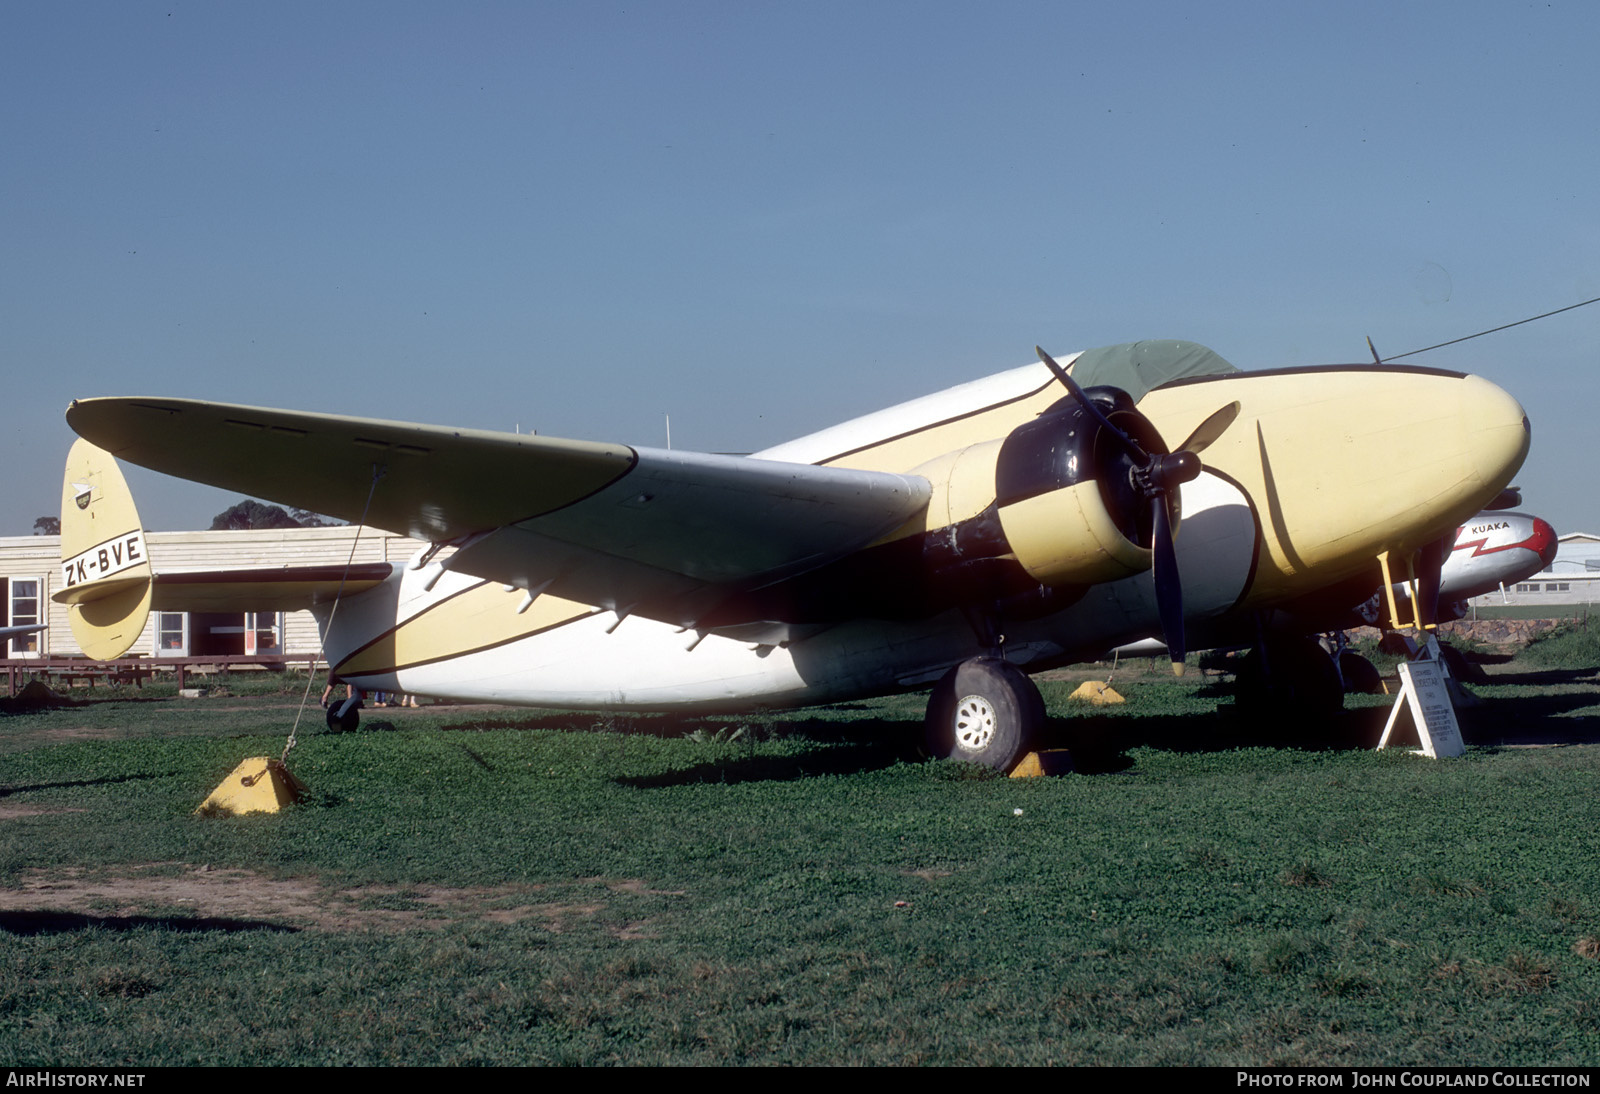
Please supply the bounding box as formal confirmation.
[516,447,929,582]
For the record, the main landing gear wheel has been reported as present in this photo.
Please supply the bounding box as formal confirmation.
[1437,642,1488,685]
[924,657,1045,773]
[1337,650,1384,695]
[1235,635,1344,715]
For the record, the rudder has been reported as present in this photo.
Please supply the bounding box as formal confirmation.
[57,439,153,660]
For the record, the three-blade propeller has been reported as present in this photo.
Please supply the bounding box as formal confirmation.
[1035,347,1239,675]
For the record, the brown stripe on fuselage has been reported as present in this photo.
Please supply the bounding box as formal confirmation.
[334,578,601,677]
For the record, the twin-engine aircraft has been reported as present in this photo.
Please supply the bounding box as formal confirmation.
[57,341,1530,771]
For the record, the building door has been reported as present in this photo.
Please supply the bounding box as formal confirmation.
[188,612,245,657]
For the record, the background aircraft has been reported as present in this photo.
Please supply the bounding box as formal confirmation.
[56,341,1529,771]
[1415,508,1558,620]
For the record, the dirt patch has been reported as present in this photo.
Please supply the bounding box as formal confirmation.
[0,803,86,820]
[0,863,632,934]
[594,876,686,896]
[0,681,83,714]
[3,723,136,743]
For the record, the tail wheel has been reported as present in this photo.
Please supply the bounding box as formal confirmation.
[925,657,1045,772]
[326,699,361,733]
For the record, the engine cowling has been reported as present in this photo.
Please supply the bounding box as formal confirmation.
[918,386,1172,589]
[997,386,1169,585]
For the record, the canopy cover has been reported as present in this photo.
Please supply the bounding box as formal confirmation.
[1070,339,1239,402]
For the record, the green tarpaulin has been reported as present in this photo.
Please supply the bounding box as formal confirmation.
[1068,339,1238,402]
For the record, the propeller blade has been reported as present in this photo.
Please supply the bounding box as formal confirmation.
[1484,486,1522,511]
[1037,344,1202,676]
[1034,344,1082,396]
[1417,535,1446,628]
[1035,346,1151,462]
[1151,494,1185,675]
[1175,401,1241,455]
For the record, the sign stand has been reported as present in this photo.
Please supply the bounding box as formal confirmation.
[1377,636,1465,758]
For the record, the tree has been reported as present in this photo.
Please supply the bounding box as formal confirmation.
[210,500,317,531]
[33,516,60,536]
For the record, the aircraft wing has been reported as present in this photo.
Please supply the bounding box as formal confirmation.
[65,398,932,625]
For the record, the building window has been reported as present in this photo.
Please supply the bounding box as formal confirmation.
[9,578,41,657]
[1546,582,1570,592]
[157,613,187,656]
[245,612,281,655]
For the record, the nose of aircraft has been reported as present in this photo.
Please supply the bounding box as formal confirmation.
[1454,374,1533,508]
[1530,515,1559,568]
[1328,369,1530,560]
[1187,366,1531,589]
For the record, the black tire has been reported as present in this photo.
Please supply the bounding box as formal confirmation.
[924,657,1044,772]
[1337,650,1385,695]
[1235,635,1344,714]
[1437,642,1488,685]
[326,699,361,733]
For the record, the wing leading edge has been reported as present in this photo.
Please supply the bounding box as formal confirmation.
[65,398,932,626]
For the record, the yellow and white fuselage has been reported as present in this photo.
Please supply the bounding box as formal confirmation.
[59,349,1529,712]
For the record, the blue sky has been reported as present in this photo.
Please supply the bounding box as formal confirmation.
[4,1,1597,539]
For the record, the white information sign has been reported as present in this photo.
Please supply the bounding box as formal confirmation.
[1378,658,1465,758]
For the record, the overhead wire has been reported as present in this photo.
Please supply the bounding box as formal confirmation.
[1383,295,1600,362]
[282,464,386,762]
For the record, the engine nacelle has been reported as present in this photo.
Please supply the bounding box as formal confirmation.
[915,386,1166,589]
[996,482,1150,586]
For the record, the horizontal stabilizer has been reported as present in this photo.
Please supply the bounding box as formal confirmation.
[150,563,394,612]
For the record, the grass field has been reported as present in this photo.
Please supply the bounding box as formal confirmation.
[1466,604,1596,622]
[3,653,1599,1066]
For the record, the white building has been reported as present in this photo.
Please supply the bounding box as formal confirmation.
[0,526,422,660]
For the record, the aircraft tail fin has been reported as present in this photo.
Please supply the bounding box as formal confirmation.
[55,439,154,660]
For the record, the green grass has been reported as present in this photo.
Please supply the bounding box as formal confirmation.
[1465,605,1597,622]
[3,669,1600,1065]
[1521,618,1600,670]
